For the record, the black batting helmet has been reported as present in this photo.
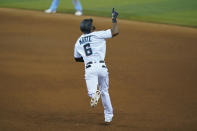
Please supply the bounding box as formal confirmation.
[80,18,93,34]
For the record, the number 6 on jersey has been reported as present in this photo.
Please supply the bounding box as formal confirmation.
[83,43,92,56]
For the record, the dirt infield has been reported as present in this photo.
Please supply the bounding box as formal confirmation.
[0,8,197,131]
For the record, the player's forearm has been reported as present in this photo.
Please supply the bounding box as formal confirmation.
[111,22,119,37]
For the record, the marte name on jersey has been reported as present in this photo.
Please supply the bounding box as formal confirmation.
[79,35,92,45]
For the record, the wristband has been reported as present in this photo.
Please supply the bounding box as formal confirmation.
[112,18,117,23]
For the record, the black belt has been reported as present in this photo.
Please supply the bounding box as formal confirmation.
[86,60,104,65]
[86,60,105,69]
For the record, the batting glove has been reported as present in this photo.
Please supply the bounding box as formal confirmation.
[112,8,119,23]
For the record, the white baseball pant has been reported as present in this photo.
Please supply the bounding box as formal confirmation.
[85,61,113,120]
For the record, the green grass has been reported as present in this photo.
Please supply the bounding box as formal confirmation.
[0,0,197,27]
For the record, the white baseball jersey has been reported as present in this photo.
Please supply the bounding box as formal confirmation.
[74,29,112,64]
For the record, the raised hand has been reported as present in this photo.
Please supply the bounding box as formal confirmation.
[112,8,118,23]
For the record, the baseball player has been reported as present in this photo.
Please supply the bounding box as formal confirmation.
[74,8,119,124]
[45,0,83,16]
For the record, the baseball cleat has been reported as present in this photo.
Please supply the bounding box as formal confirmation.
[105,118,112,125]
[90,90,101,107]
[44,9,56,14]
[75,11,82,16]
